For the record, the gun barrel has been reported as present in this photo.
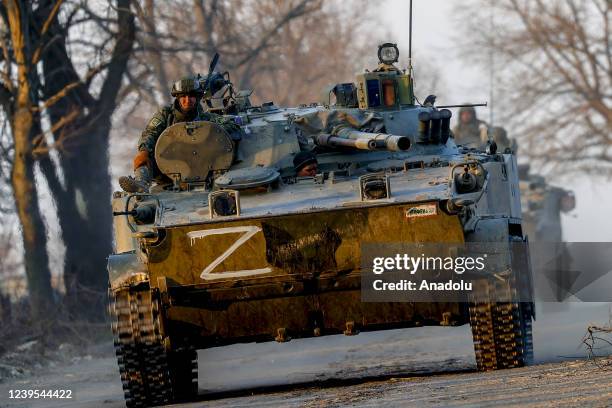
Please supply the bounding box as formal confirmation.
[316,134,377,150]
[334,127,411,151]
[436,103,487,109]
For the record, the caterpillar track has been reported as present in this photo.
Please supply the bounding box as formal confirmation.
[109,283,196,407]
[468,275,534,371]
[109,274,533,407]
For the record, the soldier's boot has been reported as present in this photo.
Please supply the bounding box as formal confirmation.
[119,166,152,193]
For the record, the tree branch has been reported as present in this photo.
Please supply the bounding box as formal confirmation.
[34,80,80,111]
[0,81,12,118]
[234,0,318,68]
[96,0,135,117]
[32,0,64,64]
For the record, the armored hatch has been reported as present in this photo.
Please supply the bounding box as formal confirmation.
[154,121,234,182]
[214,167,280,190]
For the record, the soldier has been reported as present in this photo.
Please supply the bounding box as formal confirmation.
[452,106,488,147]
[293,151,318,177]
[119,76,240,193]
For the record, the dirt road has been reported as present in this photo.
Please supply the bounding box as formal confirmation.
[0,303,610,407]
[201,358,612,408]
[0,350,610,408]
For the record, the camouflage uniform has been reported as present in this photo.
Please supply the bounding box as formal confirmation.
[119,76,240,193]
[452,106,488,147]
[137,102,209,155]
[137,101,239,182]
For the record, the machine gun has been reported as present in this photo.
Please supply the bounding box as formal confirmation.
[435,102,488,109]
[197,53,233,113]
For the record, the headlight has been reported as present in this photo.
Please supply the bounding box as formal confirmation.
[208,190,240,217]
[450,162,486,195]
[359,174,391,201]
[454,168,478,193]
[378,43,399,65]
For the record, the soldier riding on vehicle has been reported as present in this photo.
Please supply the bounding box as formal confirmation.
[452,105,488,147]
[119,76,239,193]
[293,151,318,177]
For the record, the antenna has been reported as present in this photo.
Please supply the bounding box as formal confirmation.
[489,0,494,127]
[408,0,421,105]
[408,0,413,68]
[408,0,415,104]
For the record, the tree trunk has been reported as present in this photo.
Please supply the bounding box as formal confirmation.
[11,121,53,319]
[5,0,54,318]
[57,126,113,320]
[37,0,134,320]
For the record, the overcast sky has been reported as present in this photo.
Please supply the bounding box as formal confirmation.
[383,1,487,104]
[382,0,612,242]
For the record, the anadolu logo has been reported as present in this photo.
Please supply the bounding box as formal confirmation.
[405,204,437,218]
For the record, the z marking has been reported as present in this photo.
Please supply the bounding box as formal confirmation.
[187,226,272,280]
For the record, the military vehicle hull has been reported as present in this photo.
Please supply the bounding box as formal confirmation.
[109,188,533,407]
[128,203,466,341]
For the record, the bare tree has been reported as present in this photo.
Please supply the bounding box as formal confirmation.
[583,311,612,367]
[411,57,447,104]
[37,0,135,318]
[1,0,55,318]
[232,0,378,106]
[454,0,611,174]
[120,0,379,118]
[0,0,135,319]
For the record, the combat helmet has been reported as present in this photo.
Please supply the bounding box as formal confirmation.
[458,105,477,122]
[171,76,204,97]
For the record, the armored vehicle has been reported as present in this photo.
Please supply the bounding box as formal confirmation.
[109,43,535,407]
